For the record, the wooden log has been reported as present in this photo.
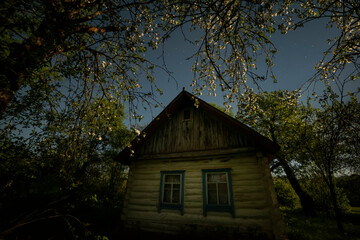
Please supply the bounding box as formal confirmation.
[234,192,266,201]
[235,200,268,209]
[233,185,265,193]
[184,194,203,203]
[128,198,157,207]
[130,191,158,199]
[127,204,156,212]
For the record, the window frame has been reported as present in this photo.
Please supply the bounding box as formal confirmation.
[158,170,185,215]
[202,168,235,217]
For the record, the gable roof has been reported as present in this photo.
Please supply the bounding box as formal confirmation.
[115,90,279,164]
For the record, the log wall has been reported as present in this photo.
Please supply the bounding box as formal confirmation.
[121,151,285,239]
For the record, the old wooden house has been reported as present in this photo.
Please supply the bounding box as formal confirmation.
[115,90,286,239]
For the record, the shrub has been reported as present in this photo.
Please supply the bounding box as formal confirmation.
[273,177,299,209]
[304,178,351,215]
[337,175,360,207]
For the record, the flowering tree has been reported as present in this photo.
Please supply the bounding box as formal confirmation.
[1,0,358,117]
[237,90,317,216]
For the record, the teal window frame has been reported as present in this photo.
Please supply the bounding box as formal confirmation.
[158,170,185,215]
[202,168,235,217]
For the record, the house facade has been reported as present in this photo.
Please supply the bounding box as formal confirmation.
[115,90,286,239]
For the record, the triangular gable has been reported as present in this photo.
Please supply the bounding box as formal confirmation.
[115,90,279,164]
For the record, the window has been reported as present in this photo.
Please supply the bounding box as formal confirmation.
[202,168,234,217]
[158,170,185,214]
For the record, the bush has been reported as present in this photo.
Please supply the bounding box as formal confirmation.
[281,208,360,240]
[304,178,351,215]
[337,175,360,207]
[273,177,299,209]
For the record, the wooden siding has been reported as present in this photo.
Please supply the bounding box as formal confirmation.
[122,151,282,238]
[137,107,254,155]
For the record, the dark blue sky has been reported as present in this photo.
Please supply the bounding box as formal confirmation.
[131,19,356,126]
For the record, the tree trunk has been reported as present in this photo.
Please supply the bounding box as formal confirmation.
[328,174,344,233]
[278,156,317,216]
[268,123,317,216]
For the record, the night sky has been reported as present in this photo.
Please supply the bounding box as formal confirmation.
[132,19,351,126]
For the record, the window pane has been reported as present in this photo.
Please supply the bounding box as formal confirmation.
[172,184,180,203]
[207,173,226,183]
[207,173,218,183]
[207,183,217,204]
[165,174,180,183]
[219,173,227,182]
[218,183,229,205]
[163,184,172,203]
[159,171,184,210]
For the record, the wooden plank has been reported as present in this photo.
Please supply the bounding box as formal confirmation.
[231,173,263,181]
[184,119,194,151]
[174,111,182,152]
[162,118,168,152]
[136,148,257,161]
[233,185,265,193]
[209,116,218,148]
[129,185,159,192]
[183,207,203,215]
[131,220,182,234]
[235,200,268,209]
[184,182,202,189]
[133,172,160,180]
[232,179,264,186]
[133,162,242,173]
[131,179,159,187]
[128,198,157,206]
[232,167,262,175]
[127,204,156,212]
[184,188,203,195]
[130,158,265,185]
[217,122,225,148]
[130,162,265,184]
[193,108,200,149]
[234,192,266,201]
[184,194,203,203]
[234,208,270,218]
[130,191,158,199]
[125,210,272,229]
[199,109,206,150]
[183,201,203,209]
[183,177,202,184]
[166,117,174,152]
[153,125,161,153]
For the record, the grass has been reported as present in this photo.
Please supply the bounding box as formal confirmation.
[281,207,360,240]
[98,207,360,240]
[351,207,360,214]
